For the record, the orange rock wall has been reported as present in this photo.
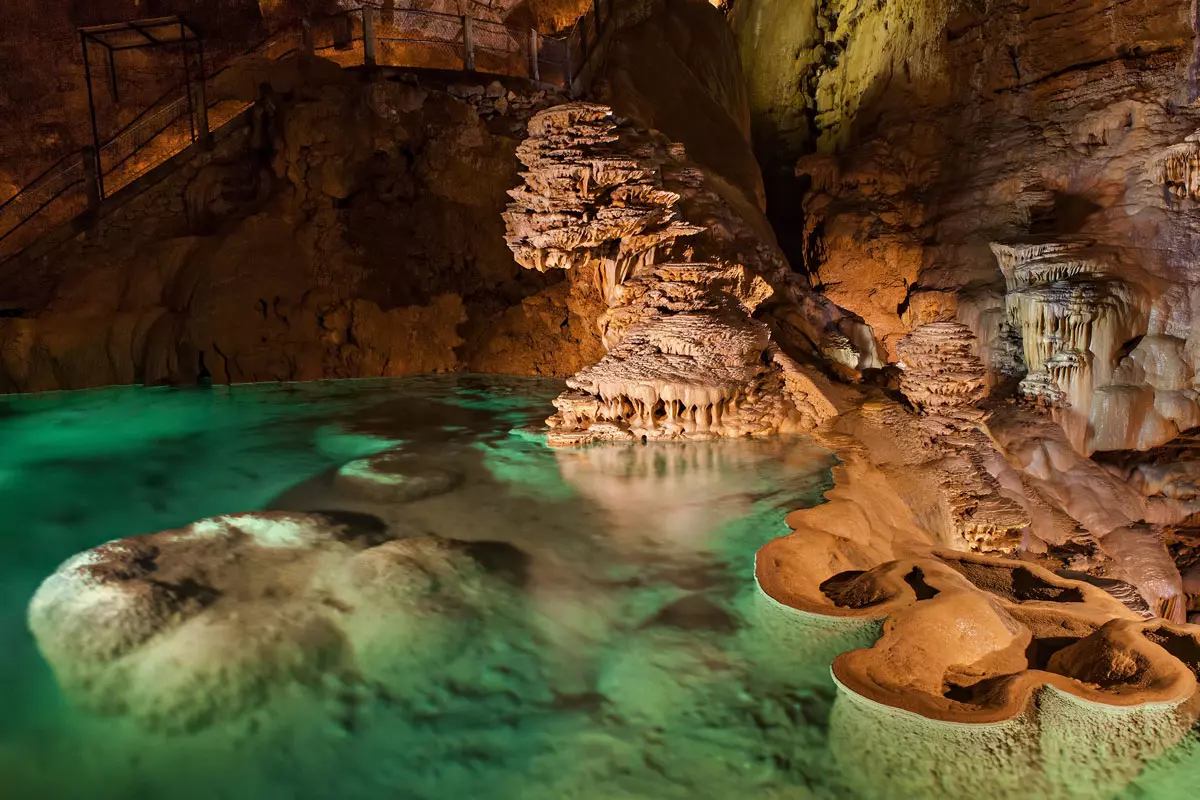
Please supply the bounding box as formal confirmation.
[735,0,1199,360]
[0,62,605,392]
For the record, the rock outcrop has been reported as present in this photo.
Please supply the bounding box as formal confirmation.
[503,102,866,445]
[732,0,1200,458]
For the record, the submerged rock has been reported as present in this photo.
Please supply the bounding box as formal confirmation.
[28,511,521,731]
[333,450,462,502]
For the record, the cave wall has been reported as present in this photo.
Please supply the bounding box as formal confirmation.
[735,0,1197,349]
[595,0,764,208]
[0,60,606,392]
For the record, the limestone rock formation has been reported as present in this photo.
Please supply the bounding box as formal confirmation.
[895,322,987,415]
[760,541,1200,724]
[28,510,522,730]
[984,236,1200,455]
[503,102,865,445]
[732,0,1200,462]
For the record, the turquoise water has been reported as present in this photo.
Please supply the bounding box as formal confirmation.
[4,375,1197,799]
[0,375,875,799]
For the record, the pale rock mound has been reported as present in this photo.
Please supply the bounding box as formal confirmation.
[28,511,520,730]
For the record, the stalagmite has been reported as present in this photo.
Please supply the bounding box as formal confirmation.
[504,104,861,445]
[895,322,988,414]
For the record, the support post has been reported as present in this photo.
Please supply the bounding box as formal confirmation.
[564,34,575,96]
[462,15,475,71]
[108,47,120,104]
[529,28,539,82]
[82,147,101,210]
[592,0,602,31]
[81,32,105,200]
[181,21,196,143]
[363,8,377,67]
[195,39,212,148]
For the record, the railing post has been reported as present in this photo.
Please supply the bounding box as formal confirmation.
[194,82,212,148]
[529,28,540,82]
[463,15,476,71]
[82,147,101,208]
[195,39,212,148]
[363,8,377,67]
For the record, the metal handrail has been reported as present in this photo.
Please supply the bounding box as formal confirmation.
[1,2,616,262]
[0,151,84,215]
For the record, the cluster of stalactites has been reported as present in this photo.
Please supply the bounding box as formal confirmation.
[1006,276,1145,410]
[988,237,1111,293]
[991,237,1147,418]
[502,102,704,304]
[1152,134,1200,200]
[895,322,988,413]
[545,308,822,446]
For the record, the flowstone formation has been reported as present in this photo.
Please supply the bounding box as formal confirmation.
[754,396,1200,796]
[989,236,1200,455]
[503,103,872,445]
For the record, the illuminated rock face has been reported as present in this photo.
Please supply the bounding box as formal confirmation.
[504,103,869,445]
[991,238,1200,454]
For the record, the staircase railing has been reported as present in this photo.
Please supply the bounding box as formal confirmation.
[0,2,620,264]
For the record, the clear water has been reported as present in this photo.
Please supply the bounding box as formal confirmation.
[2,375,1197,799]
[0,375,880,799]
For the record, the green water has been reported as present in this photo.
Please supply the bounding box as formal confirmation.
[0,375,878,799]
[3,375,1197,799]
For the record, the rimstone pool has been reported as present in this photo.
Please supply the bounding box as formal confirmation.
[1,375,1198,799]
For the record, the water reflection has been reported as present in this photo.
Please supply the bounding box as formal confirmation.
[10,378,1195,799]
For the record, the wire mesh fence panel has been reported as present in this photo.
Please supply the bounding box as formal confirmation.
[375,9,465,72]
[310,10,367,67]
[99,95,194,195]
[0,155,86,257]
[472,18,529,78]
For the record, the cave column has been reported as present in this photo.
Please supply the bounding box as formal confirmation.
[363,7,377,67]
[463,15,476,72]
